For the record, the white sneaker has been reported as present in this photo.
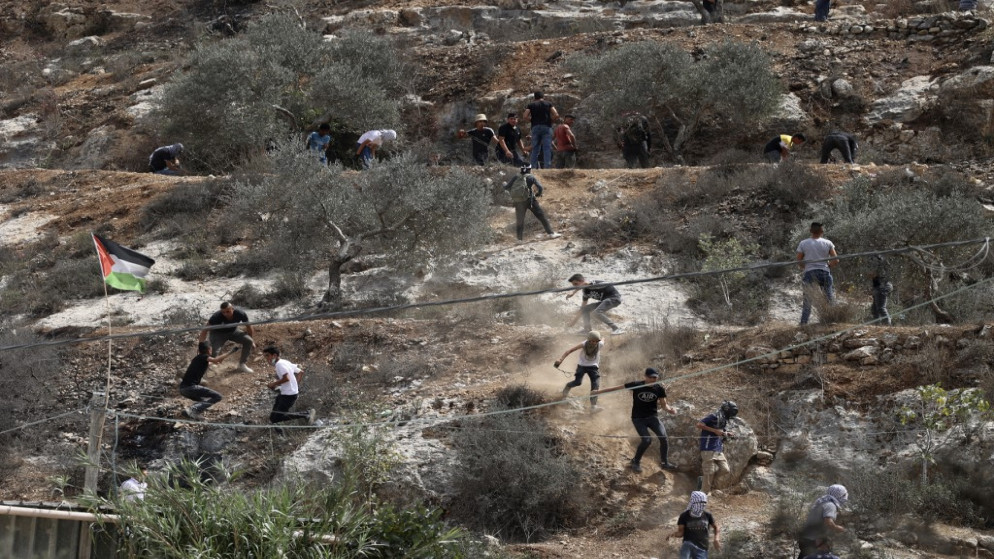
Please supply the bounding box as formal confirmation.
[611,328,626,336]
[235,363,254,374]
[590,405,604,414]
[183,407,203,421]
[548,232,562,239]
[307,409,317,425]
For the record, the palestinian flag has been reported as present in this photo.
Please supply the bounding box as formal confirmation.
[92,234,155,293]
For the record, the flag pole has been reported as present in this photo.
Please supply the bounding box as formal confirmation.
[102,279,112,409]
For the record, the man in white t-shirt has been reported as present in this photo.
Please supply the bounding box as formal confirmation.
[263,346,315,425]
[355,129,397,170]
[120,468,148,502]
[796,222,839,324]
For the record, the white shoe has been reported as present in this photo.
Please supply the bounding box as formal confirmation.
[307,409,317,425]
[548,232,562,239]
[183,407,203,421]
[590,405,604,414]
[611,328,626,336]
[235,363,254,374]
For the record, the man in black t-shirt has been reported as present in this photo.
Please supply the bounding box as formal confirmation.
[179,341,231,420]
[523,91,559,169]
[496,113,528,166]
[198,301,256,373]
[464,114,497,165]
[593,368,677,473]
[669,491,722,557]
[565,273,624,334]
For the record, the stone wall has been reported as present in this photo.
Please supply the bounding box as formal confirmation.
[801,12,989,42]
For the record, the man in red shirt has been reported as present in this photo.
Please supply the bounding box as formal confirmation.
[553,114,578,169]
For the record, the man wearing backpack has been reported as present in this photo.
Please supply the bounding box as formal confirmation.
[618,113,651,168]
[503,165,561,242]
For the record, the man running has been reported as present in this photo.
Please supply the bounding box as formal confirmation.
[592,367,678,473]
[555,330,605,412]
[566,274,624,335]
[263,346,315,425]
[179,341,231,420]
[696,401,738,494]
[198,301,255,373]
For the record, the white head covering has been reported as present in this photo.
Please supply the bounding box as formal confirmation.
[382,130,397,141]
[686,491,708,518]
[814,483,849,510]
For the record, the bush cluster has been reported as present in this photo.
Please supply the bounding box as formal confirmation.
[449,386,588,542]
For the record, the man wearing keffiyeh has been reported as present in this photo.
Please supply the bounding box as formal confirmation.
[669,491,721,558]
[797,484,848,559]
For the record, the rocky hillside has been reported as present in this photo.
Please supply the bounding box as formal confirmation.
[3,0,994,558]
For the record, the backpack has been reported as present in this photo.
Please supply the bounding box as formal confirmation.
[621,115,648,145]
[507,175,532,203]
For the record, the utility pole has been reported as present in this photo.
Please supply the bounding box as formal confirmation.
[84,391,106,493]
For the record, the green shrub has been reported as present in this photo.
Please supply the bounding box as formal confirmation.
[569,39,780,163]
[449,386,588,542]
[140,180,229,238]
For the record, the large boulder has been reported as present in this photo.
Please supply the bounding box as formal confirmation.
[865,75,938,124]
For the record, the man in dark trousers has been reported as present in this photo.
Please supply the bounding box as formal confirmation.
[591,367,678,473]
[523,91,559,169]
[198,301,256,373]
[618,113,651,168]
[764,133,805,163]
[263,346,315,426]
[870,254,892,325]
[496,112,528,166]
[148,143,184,175]
[179,341,231,420]
[820,132,858,164]
[566,274,624,334]
[503,164,561,242]
[797,485,849,558]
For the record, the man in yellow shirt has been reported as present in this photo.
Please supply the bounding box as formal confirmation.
[763,133,806,163]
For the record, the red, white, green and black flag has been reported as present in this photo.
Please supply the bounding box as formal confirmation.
[92,234,155,293]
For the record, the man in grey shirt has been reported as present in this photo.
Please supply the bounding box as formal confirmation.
[797,484,848,558]
[796,222,839,324]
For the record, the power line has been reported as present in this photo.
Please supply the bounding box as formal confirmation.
[1,237,989,354]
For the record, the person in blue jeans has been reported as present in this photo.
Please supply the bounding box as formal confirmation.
[669,491,722,558]
[814,0,831,21]
[523,91,559,169]
[796,222,839,324]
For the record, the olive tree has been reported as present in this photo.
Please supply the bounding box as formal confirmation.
[227,144,492,306]
[814,173,993,323]
[155,15,408,173]
[568,40,781,164]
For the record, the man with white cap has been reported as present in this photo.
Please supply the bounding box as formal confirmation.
[462,113,497,166]
[797,484,848,559]
[355,129,397,170]
[669,491,722,558]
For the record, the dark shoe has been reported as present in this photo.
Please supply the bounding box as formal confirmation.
[629,460,642,473]
[660,461,679,471]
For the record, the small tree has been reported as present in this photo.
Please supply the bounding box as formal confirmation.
[898,384,992,485]
[227,145,492,307]
[698,234,759,308]
[569,40,781,164]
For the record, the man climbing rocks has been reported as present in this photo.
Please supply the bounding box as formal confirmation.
[503,164,561,241]
[198,301,256,373]
[696,401,738,494]
[555,330,605,413]
[618,113,651,168]
[523,91,559,169]
[797,484,849,559]
[263,346,316,426]
[763,133,806,163]
[870,254,892,325]
[797,222,839,325]
[591,367,678,473]
[566,274,624,334]
[820,132,857,164]
[179,341,231,420]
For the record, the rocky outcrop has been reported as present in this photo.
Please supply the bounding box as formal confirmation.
[801,12,989,42]
[864,75,938,124]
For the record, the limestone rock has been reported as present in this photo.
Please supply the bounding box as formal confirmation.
[865,75,938,124]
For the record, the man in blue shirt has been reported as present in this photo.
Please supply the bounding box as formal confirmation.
[696,401,737,494]
[306,123,333,164]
